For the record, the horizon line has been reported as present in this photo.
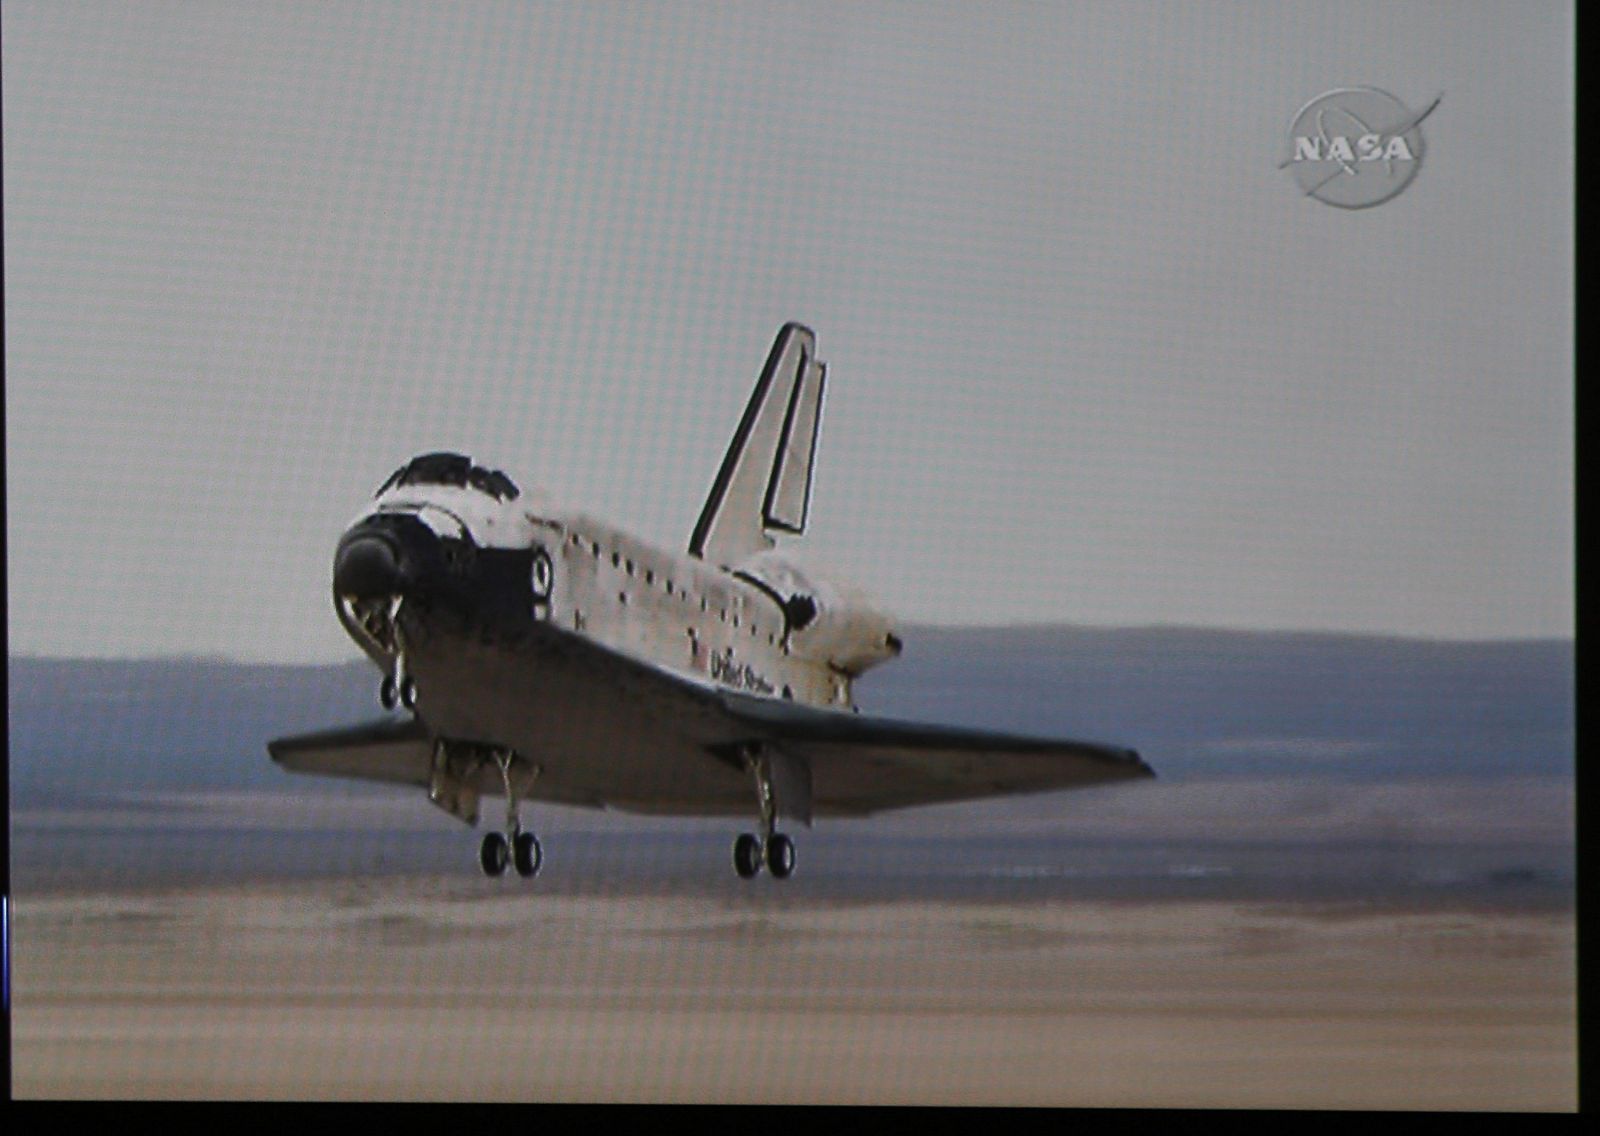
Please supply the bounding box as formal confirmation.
[4,620,1576,668]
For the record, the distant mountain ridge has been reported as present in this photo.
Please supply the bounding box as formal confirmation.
[861,625,1573,781]
[7,627,1573,805]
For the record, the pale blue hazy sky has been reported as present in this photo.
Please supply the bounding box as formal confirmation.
[4,2,1573,662]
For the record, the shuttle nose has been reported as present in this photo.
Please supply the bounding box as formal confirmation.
[334,534,402,599]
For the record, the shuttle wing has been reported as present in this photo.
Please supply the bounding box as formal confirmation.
[690,322,826,566]
[270,624,1151,822]
[719,691,1153,816]
[268,717,434,786]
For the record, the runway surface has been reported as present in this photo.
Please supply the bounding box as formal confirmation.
[9,875,1576,1107]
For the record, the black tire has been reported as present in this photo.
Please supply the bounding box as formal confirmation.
[399,676,417,710]
[479,831,509,877]
[733,832,763,879]
[513,831,542,878]
[530,549,554,602]
[766,833,796,880]
[379,675,397,710]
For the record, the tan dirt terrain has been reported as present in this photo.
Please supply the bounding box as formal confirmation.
[10,879,1575,1108]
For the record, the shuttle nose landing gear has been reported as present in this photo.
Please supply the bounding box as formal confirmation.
[478,748,542,880]
[371,599,417,712]
[378,672,417,711]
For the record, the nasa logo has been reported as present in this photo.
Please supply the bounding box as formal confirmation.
[1280,88,1440,209]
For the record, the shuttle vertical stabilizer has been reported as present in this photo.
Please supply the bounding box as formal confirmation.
[689,322,826,566]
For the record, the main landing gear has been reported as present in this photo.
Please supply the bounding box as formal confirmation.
[478,747,542,880]
[478,829,542,878]
[732,745,797,881]
[733,831,795,880]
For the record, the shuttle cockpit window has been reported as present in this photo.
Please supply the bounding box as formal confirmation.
[375,452,520,501]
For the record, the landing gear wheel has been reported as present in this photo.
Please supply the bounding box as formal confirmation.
[766,833,796,880]
[479,831,509,877]
[513,830,542,878]
[733,832,764,879]
[379,675,397,710]
[399,676,417,710]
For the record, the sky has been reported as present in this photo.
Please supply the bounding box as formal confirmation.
[4,1,1573,663]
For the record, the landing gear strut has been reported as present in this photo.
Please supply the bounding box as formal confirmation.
[731,745,797,881]
[478,748,542,880]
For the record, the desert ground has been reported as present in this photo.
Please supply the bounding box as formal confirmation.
[10,877,1576,1108]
